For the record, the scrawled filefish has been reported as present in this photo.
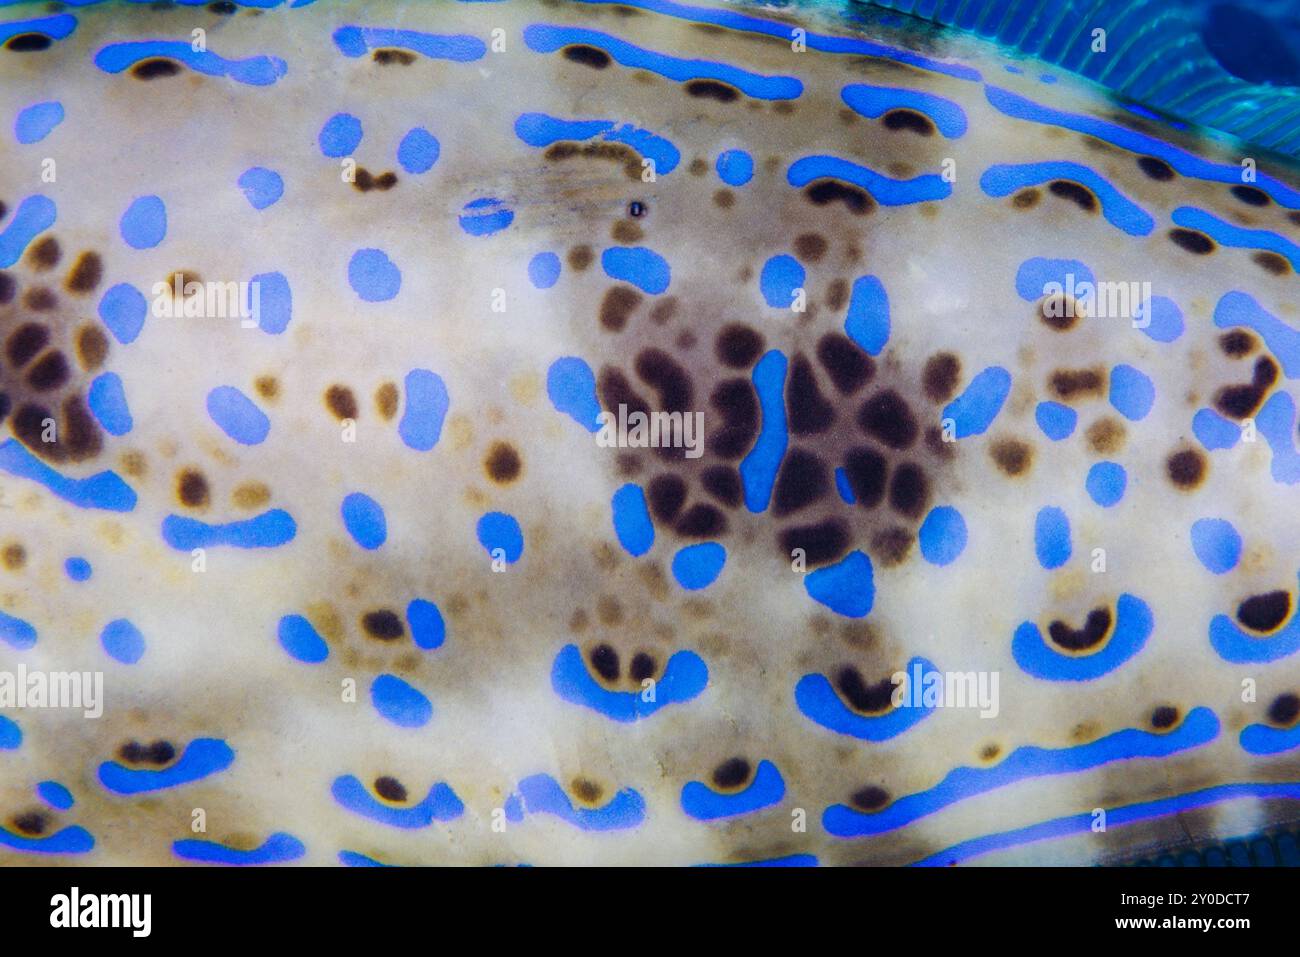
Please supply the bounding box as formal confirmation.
[1,0,1300,868]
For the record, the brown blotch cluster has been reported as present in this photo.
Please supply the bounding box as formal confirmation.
[1048,367,1106,402]
[544,141,643,181]
[353,168,398,192]
[1214,355,1277,419]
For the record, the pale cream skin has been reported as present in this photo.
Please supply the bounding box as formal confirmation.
[0,0,1298,866]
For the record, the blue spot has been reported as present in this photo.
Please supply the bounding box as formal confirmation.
[1193,408,1241,450]
[612,484,654,557]
[1014,257,1093,302]
[97,283,147,344]
[407,599,445,651]
[87,372,132,436]
[739,350,787,511]
[98,738,235,795]
[804,550,874,618]
[528,251,561,289]
[671,542,726,590]
[551,644,708,722]
[100,619,145,665]
[1191,518,1242,574]
[943,366,1011,438]
[0,609,37,650]
[758,254,804,309]
[843,275,889,355]
[173,833,305,866]
[370,674,432,728]
[715,149,754,185]
[1138,295,1184,343]
[14,101,63,144]
[546,357,600,431]
[1035,401,1077,440]
[161,509,296,550]
[601,246,671,295]
[1034,506,1071,569]
[834,467,855,504]
[319,112,362,157]
[1013,595,1154,681]
[477,511,523,563]
[1085,461,1127,507]
[397,127,440,173]
[341,492,386,550]
[237,167,283,210]
[1109,364,1155,421]
[0,195,56,268]
[398,368,449,450]
[348,248,401,302]
[36,781,73,811]
[0,716,19,750]
[0,440,136,512]
[277,614,328,664]
[206,386,269,445]
[250,271,291,334]
[918,506,967,566]
[458,197,514,236]
[681,760,785,821]
[64,557,92,582]
[119,195,166,250]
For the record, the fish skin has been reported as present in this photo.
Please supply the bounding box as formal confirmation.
[0,0,1298,866]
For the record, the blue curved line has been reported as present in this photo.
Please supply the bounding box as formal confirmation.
[330,775,464,828]
[795,657,939,740]
[172,831,305,865]
[787,155,951,205]
[1208,572,1300,663]
[511,773,645,831]
[841,83,967,137]
[1173,206,1300,270]
[550,643,707,721]
[680,760,785,821]
[980,161,1154,235]
[1013,594,1153,681]
[98,738,235,795]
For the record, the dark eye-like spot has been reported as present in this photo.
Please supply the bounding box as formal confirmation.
[685,79,739,102]
[1150,705,1179,730]
[12,812,47,835]
[561,43,611,68]
[881,108,934,136]
[1166,448,1206,489]
[485,442,522,484]
[374,776,407,802]
[1136,156,1174,181]
[1219,330,1256,357]
[675,503,727,537]
[5,34,53,52]
[209,0,238,14]
[362,610,405,640]
[711,757,751,790]
[1253,251,1290,275]
[177,468,210,508]
[371,48,415,65]
[132,58,182,79]
[1268,692,1300,726]
[817,333,874,394]
[629,651,656,682]
[1230,184,1269,206]
[119,740,175,765]
[804,180,873,215]
[1047,179,1097,212]
[834,666,896,714]
[628,200,646,218]
[635,348,693,413]
[714,324,764,369]
[851,786,890,811]
[324,385,357,420]
[1168,228,1214,254]
[858,389,918,450]
[589,643,620,682]
[1048,607,1112,651]
[1237,591,1291,633]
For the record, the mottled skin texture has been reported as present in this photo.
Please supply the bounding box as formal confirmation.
[1,0,1299,865]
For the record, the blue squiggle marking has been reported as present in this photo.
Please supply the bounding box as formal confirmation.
[458,197,514,237]
[1033,506,1071,570]
[97,282,146,344]
[1013,594,1154,681]
[841,83,966,137]
[528,251,560,289]
[981,162,1153,235]
[0,715,19,749]
[1241,722,1300,755]
[672,542,726,589]
[1138,295,1184,343]
[795,656,938,741]
[173,832,305,865]
[787,155,950,205]
[206,385,269,444]
[0,609,36,650]
[942,366,1011,438]
[1213,291,1300,378]
[681,760,785,821]
[0,825,93,855]
[1193,408,1241,451]
[1191,518,1241,575]
[407,598,445,651]
[1109,364,1154,421]
[602,246,670,294]
[277,614,328,664]
[14,101,63,144]
[1209,571,1300,663]
[1035,401,1076,440]
[100,618,145,664]
[1014,257,1093,301]
[804,549,874,618]
[611,484,654,557]
[1173,206,1300,270]
[715,149,753,185]
[0,195,55,268]
[739,350,787,512]
[161,509,296,550]
[332,25,485,62]
[36,781,73,811]
[331,775,463,828]
[843,275,889,356]
[237,167,283,209]
[348,247,400,301]
[1256,391,1300,484]
[477,511,523,563]
[918,506,966,565]
[98,738,235,795]
[546,357,600,431]
[551,644,708,722]
[509,773,645,831]
[341,492,386,550]
[0,440,135,512]
[0,15,76,48]
[370,674,432,728]
[87,373,132,436]
[95,41,286,86]
[1085,461,1126,507]
[397,127,440,174]
[758,254,803,309]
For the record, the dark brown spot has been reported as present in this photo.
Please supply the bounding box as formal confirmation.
[209,1,238,14]
[779,518,850,567]
[858,389,918,449]
[628,651,656,682]
[599,286,641,332]
[132,58,182,79]
[1151,705,1179,730]
[785,353,835,435]
[177,468,210,508]
[568,245,593,271]
[375,382,399,420]
[1237,590,1291,633]
[1136,156,1174,181]
[562,44,610,68]
[817,333,874,394]
[571,778,603,804]
[1085,417,1126,455]
[12,812,47,835]
[1012,188,1041,209]
[888,461,928,518]
[374,776,407,802]
[675,503,727,537]
[1168,228,1214,255]
[25,350,69,391]
[921,352,960,402]
[990,438,1032,476]
[372,48,415,65]
[772,447,829,515]
[851,786,890,811]
[1230,184,1270,207]
[0,272,13,304]
[711,757,751,790]
[485,441,522,484]
[362,610,405,640]
[254,376,278,401]
[1253,251,1290,275]
[5,34,53,52]
[324,385,357,420]
[647,474,686,523]
[2,543,25,570]
[1039,294,1081,331]
[843,446,888,508]
[835,666,895,714]
[611,219,643,243]
[589,643,620,682]
[1049,367,1106,401]
[881,108,933,136]
[1268,693,1300,726]
[23,287,56,311]
[1214,355,1278,419]
[1166,448,1206,489]
[1047,179,1097,212]
[1220,330,1256,357]
[804,180,872,215]
[119,740,175,766]
[1048,607,1112,651]
[825,277,850,311]
[28,236,59,270]
[713,189,735,209]
[6,323,49,368]
[65,251,103,294]
[715,324,764,368]
[700,465,742,507]
[793,233,828,262]
[685,79,739,102]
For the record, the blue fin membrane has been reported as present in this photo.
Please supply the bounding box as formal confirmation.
[853,0,1300,160]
